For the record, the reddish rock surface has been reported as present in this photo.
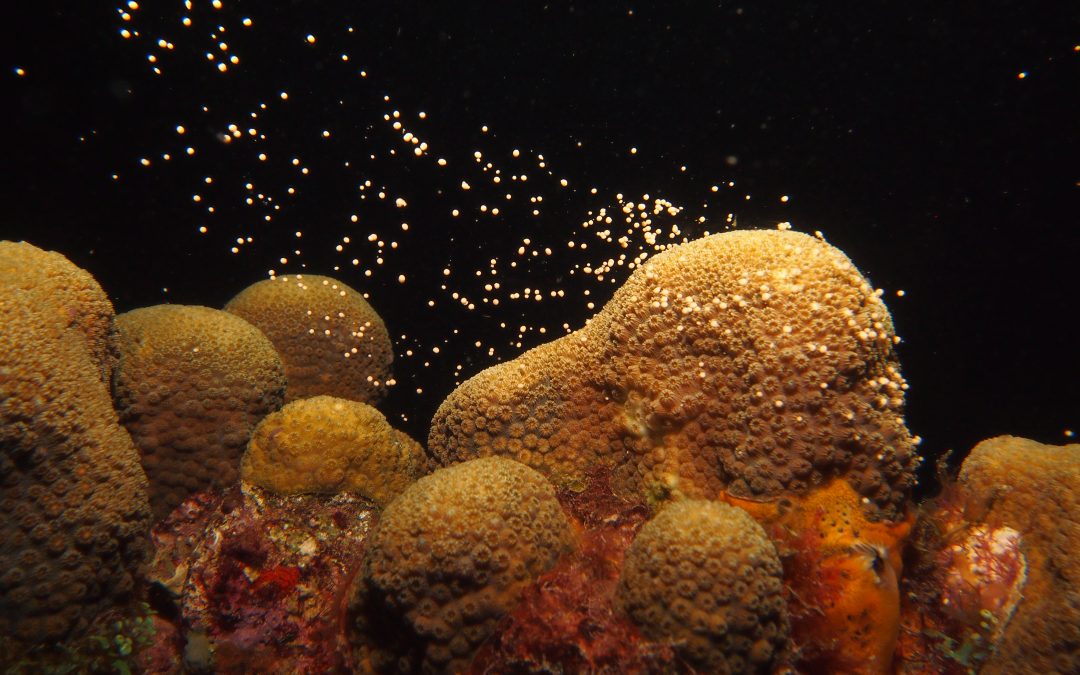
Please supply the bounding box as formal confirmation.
[471,468,678,674]
[146,485,377,673]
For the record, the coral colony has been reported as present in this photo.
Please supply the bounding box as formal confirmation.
[2,231,1077,674]
[2,4,1076,673]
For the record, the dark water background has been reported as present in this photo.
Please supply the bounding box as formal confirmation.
[3,2,1078,495]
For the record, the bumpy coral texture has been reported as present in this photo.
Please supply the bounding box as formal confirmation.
[348,457,576,674]
[0,241,117,382]
[616,500,788,674]
[113,305,286,519]
[431,229,918,519]
[224,275,393,404]
[0,243,151,647]
[242,395,427,504]
[956,435,1079,675]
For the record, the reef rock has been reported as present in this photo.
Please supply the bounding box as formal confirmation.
[146,486,377,674]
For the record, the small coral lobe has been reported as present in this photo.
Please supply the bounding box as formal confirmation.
[241,395,426,503]
[347,456,576,674]
[615,499,790,674]
[224,274,394,404]
[897,436,1079,675]
[112,304,286,519]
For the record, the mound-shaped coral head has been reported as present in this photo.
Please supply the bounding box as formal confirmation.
[241,395,427,504]
[0,242,151,656]
[430,229,919,520]
[615,499,789,674]
[225,274,393,404]
[112,304,286,519]
[347,456,576,673]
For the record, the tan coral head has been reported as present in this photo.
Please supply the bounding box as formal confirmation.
[430,229,920,521]
[241,395,426,505]
[224,274,393,404]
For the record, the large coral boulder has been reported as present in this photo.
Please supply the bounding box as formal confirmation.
[431,229,919,519]
[113,304,287,519]
[0,242,151,657]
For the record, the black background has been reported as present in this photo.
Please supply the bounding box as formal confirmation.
[4,1,1078,494]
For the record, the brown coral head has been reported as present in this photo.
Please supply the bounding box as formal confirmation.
[615,499,789,674]
[430,229,920,522]
[224,274,393,405]
[112,304,286,520]
[347,456,576,673]
[241,395,426,504]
